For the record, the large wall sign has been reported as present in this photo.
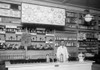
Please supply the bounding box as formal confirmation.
[22,3,65,26]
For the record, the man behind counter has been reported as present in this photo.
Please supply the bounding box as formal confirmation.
[56,40,69,62]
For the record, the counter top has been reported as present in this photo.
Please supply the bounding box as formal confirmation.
[5,61,94,68]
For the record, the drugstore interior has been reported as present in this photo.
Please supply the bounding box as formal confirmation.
[0,0,100,70]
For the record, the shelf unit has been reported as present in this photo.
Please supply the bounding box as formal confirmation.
[0,25,55,60]
[65,10,99,57]
[0,1,100,61]
[54,30,78,57]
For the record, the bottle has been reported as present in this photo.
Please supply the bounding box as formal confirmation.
[60,54,63,62]
[46,54,50,63]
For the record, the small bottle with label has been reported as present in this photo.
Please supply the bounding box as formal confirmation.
[46,54,50,63]
[60,54,63,62]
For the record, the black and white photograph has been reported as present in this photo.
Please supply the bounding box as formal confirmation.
[0,0,100,70]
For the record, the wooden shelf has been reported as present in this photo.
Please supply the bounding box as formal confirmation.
[31,41,45,42]
[67,46,76,47]
[6,40,21,42]
[65,27,77,29]
[45,41,54,43]
[46,34,54,36]
[55,40,77,41]
[30,33,37,35]
[78,29,98,32]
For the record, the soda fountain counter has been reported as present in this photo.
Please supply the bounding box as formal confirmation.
[5,61,94,70]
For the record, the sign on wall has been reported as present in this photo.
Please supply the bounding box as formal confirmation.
[22,3,65,26]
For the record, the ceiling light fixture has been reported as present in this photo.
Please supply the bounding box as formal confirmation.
[84,0,93,22]
[84,10,93,22]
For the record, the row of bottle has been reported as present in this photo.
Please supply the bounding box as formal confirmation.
[66,12,82,18]
[55,41,76,47]
[86,33,96,38]
[0,43,54,50]
[79,41,97,47]
[55,36,77,41]
[66,17,82,24]
[0,34,54,42]
[0,43,24,50]
[65,24,77,28]
[0,55,25,60]
[0,26,54,34]
[78,32,97,40]
[78,25,96,30]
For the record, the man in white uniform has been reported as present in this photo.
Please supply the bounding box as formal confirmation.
[56,40,69,62]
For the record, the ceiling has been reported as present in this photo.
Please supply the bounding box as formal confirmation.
[41,0,100,10]
[1,0,100,10]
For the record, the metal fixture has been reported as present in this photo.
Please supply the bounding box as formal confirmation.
[84,0,93,22]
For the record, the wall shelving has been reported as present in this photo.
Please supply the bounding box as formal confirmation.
[0,1,100,61]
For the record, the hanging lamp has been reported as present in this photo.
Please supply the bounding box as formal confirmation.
[84,0,93,22]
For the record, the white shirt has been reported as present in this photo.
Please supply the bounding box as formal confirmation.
[56,46,69,62]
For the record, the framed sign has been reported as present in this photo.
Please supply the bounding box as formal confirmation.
[22,3,65,26]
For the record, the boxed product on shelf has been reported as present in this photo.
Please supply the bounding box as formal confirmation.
[0,17,1,22]
[36,43,45,50]
[66,12,75,17]
[0,8,21,18]
[1,17,21,23]
[0,34,5,41]
[65,24,77,28]
[46,36,54,43]
[77,32,86,40]
[16,35,21,41]
[0,42,6,49]
[6,33,16,40]
[0,3,10,9]
[37,35,45,41]
[45,43,54,50]
[31,35,37,41]
[31,42,37,50]
[10,10,21,18]
[0,8,10,17]
[5,42,21,50]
